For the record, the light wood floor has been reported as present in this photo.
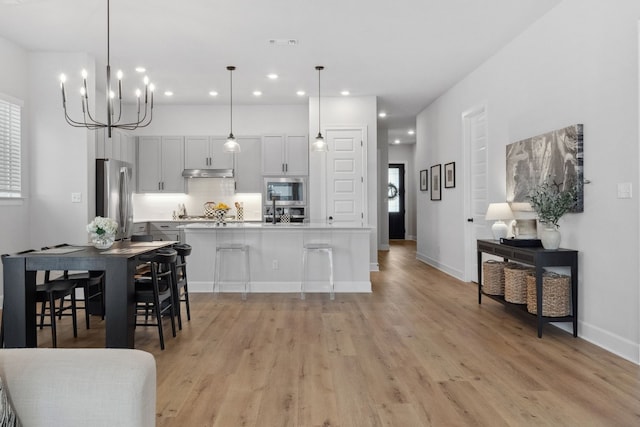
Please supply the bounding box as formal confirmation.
[27,240,640,426]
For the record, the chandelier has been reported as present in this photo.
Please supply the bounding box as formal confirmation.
[59,0,153,138]
[311,65,328,152]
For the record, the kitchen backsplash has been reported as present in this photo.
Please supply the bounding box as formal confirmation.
[133,179,262,221]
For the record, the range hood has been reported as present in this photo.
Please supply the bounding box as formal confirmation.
[182,168,234,178]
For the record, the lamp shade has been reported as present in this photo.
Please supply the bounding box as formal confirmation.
[485,203,515,220]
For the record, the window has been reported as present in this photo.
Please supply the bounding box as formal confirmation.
[0,94,22,198]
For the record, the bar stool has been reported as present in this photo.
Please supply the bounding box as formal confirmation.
[301,243,334,300]
[214,243,250,300]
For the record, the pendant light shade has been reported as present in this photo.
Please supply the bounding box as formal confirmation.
[224,66,241,153]
[312,65,328,152]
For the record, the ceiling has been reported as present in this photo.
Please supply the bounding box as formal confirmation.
[0,0,561,144]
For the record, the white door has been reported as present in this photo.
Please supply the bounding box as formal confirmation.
[463,105,489,282]
[285,135,309,175]
[325,128,365,224]
[184,136,209,169]
[262,135,285,175]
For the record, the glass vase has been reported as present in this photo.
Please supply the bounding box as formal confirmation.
[92,234,115,250]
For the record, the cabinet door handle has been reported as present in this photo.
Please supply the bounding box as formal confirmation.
[285,163,288,172]
[467,218,474,222]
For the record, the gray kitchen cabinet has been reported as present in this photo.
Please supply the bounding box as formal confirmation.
[184,136,233,169]
[131,222,148,236]
[262,135,308,176]
[149,221,182,242]
[234,136,262,193]
[138,136,185,193]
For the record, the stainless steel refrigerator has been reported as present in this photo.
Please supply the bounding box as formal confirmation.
[96,159,134,240]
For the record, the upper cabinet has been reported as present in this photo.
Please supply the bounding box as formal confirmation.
[95,128,136,166]
[138,136,185,193]
[184,136,234,169]
[262,135,308,176]
[234,137,262,193]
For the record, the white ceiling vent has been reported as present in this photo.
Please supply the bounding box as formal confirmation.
[268,39,299,46]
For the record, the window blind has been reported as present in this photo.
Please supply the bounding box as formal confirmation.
[0,96,22,198]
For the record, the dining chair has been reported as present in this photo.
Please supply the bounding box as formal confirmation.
[4,250,79,348]
[46,243,105,329]
[172,243,192,322]
[134,249,177,350]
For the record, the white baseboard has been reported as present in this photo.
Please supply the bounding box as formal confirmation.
[370,262,379,272]
[415,251,464,281]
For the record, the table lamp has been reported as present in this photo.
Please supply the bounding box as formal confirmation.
[485,202,515,240]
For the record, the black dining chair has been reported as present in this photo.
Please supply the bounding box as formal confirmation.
[134,249,177,350]
[4,250,79,348]
[172,243,192,323]
[46,244,105,329]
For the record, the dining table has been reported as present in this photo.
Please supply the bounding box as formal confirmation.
[2,239,175,348]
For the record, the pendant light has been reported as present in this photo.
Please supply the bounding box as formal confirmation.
[223,66,241,153]
[311,65,328,152]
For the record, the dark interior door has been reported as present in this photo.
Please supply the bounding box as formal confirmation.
[388,163,405,239]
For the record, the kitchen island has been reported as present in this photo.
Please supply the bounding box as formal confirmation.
[180,222,372,294]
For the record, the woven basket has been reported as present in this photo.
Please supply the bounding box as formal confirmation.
[526,272,571,317]
[482,260,505,295]
[504,263,533,304]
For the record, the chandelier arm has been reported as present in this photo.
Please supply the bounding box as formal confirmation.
[116,104,153,129]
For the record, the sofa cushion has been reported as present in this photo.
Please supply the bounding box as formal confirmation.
[0,376,21,426]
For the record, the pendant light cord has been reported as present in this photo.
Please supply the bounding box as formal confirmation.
[229,66,234,135]
[318,67,321,134]
[107,0,110,67]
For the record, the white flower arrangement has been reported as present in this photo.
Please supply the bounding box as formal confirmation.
[87,216,118,237]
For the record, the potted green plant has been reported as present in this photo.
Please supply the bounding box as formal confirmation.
[528,180,578,249]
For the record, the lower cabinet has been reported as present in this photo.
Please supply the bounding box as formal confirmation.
[131,222,148,236]
[149,221,183,242]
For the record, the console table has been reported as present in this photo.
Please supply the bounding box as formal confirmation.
[477,239,578,338]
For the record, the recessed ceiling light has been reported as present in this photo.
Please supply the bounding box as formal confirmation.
[135,67,146,73]
[253,91,262,96]
[378,112,387,118]
[394,139,400,144]
[209,91,218,96]
[268,39,299,46]
[164,91,173,96]
[341,90,350,96]
[296,90,306,96]
[267,73,278,80]
[408,130,415,135]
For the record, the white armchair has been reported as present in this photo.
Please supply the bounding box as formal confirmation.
[0,348,156,427]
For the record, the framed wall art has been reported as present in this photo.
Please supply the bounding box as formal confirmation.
[506,124,583,212]
[430,164,441,201]
[420,169,428,191]
[444,162,455,188]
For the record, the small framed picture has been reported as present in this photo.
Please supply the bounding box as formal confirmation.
[420,169,428,191]
[430,164,441,201]
[444,162,456,188]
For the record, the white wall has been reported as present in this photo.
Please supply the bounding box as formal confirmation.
[309,96,379,269]
[416,0,640,363]
[28,52,96,249]
[0,36,30,303]
[389,143,417,240]
[378,123,389,250]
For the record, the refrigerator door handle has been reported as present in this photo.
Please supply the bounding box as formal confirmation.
[119,168,129,237]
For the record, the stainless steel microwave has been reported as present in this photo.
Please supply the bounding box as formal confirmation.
[264,177,306,206]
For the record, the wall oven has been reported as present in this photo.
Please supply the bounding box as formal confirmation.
[264,177,306,222]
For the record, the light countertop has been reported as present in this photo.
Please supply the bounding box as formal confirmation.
[179,222,372,230]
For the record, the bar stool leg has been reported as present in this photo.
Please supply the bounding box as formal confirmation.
[213,248,221,296]
[301,248,308,300]
[242,248,250,301]
[327,248,335,301]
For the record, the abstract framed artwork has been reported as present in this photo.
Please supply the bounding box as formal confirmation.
[444,162,455,188]
[430,164,441,201]
[420,169,428,191]
[506,124,584,212]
